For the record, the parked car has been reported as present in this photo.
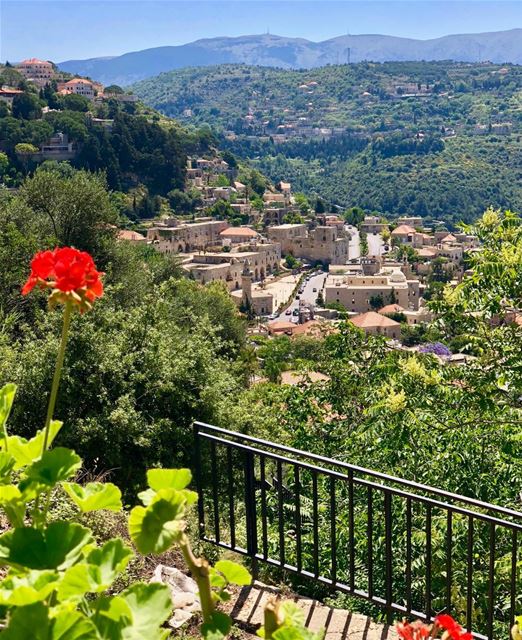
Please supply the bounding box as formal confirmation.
[312,288,317,292]
[285,309,291,315]
[295,295,300,300]
[293,309,299,316]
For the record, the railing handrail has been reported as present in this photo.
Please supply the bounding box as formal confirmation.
[194,421,522,522]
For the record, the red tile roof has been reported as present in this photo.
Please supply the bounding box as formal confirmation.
[219,227,258,237]
[350,311,400,328]
[391,224,416,235]
[379,304,405,314]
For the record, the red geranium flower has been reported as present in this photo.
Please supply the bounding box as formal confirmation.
[435,614,472,640]
[396,620,431,640]
[22,247,104,312]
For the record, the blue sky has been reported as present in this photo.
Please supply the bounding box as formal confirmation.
[2,0,521,62]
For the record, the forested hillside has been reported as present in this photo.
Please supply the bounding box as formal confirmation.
[133,61,522,222]
[0,64,215,210]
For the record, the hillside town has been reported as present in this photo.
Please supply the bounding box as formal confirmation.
[2,6,522,640]
[116,153,480,358]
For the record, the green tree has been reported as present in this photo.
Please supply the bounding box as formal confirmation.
[12,92,41,119]
[58,93,90,112]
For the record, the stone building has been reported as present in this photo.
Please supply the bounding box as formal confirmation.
[349,311,401,339]
[324,267,421,313]
[57,78,98,100]
[230,260,275,316]
[16,58,54,87]
[182,242,281,290]
[147,220,229,253]
[267,224,308,253]
[273,225,350,265]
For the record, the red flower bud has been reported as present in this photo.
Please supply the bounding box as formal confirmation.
[22,247,104,312]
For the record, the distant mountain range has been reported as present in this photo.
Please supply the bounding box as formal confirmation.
[58,29,522,87]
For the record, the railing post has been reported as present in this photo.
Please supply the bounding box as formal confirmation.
[244,450,258,577]
[384,490,393,625]
[193,422,205,540]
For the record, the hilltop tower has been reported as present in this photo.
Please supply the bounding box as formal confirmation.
[241,259,253,307]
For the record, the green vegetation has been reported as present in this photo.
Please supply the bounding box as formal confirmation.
[133,61,522,223]
[0,65,214,205]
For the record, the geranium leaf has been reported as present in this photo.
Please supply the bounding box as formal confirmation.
[0,452,15,484]
[0,384,16,437]
[7,421,63,470]
[56,563,99,602]
[22,448,81,489]
[91,595,132,638]
[62,482,122,512]
[0,601,99,639]
[128,489,187,554]
[87,539,133,586]
[201,610,232,640]
[214,560,252,586]
[147,468,192,491]
[0,522,93,570]
[119,582,172,639]
[0,484,26,527]
[278,601,305,627]
[0,570,59,606]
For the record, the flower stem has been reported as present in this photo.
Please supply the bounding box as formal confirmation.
[42,300,73,454]
[179,534,215,624]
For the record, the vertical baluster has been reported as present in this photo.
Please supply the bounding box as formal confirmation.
[466,516,474,633]
[227,445,236,549]
[487,524,495,640]
[426,504,432,622]
[446,511,453,615]
[260,455,268,559]
[295,465,302,572]
[277,459,285,567]
[511,530,518,630]
[331,476,337,584]
[244,451,258,568]
[312,471,319,578]
[211,440,220,543]
[193,423,205,538]
[348,469,355,591]
[368,486,373,598]
[406,497,412,615]
[384,490,393,624]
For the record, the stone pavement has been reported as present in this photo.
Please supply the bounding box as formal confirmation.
[227,583,398,640]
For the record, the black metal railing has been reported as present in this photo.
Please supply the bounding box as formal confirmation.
[193,421,522,639]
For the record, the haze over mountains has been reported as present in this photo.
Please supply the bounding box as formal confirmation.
[58,29,522,87]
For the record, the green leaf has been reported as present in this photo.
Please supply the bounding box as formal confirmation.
[128,489,187,555]
[208,568,227,589]
[87,539,133,586]
[278,601,305,627]
[62,482,122,512]
[0,521,93,570]
[214,560,252,586]
[147,468,192,491]
[201,611,232,640]
[56,564,98,602]
[22,448,81,489]
[0,484,26,527]
[119,582,172,639]
[91,595,132,639]
[0,602,99,639]
[7,421,63,470]
[273,627,321,640]
[0,384,16,439]
[58,538,133,602]
[0,452,15,484]
[0,570,59,606]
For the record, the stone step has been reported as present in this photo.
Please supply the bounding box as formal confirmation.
[227,583,398,640]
